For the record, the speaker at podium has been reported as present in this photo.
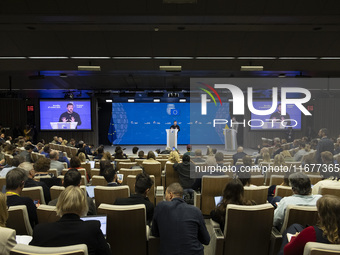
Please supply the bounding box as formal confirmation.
[50,122,78,130]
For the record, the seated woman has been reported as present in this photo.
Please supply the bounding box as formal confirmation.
[0,193,16,255]
[279,195,340,255]
[167,150,181,164]
[210,179,255,231]
[78,152,87,163]
[143,151,158,164]
[30,186,111,255]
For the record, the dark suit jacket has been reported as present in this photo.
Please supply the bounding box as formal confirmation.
[29,213,111,255]
[316,137,334,163]
[232,152,247,165]
[173,162,195,189]
[152,198,210,255]
[114,194,154,224]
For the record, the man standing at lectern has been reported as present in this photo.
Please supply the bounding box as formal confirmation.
[170,120,180,132]
[59,103,82,126]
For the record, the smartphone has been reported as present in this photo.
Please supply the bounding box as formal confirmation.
[172,147,175,151]
[117,174,123,182]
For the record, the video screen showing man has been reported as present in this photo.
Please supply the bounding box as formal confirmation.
[269,103,291,125]
[59,103,82,126]
[170,120,180,132]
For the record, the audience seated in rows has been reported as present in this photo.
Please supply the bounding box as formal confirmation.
[30,186,111,255]
[19,144,34,163]
[191,149,205,163]
[115,173,154,225]
[40,145,50,158]
[48,169,96,215]
[272,143,283,158]
[143,151,158,164]
[273,172,322,230]
[279,195,340,255]
[0,193,16,255]
[210,179,255,231]
[152,183,210,255]
[293,142,308,162]
[20,162,51,204]
[93,146,104,160]
[6,168,38,228]
[138,150,145,159]
[0,155,23,178]
[183,144,195,156]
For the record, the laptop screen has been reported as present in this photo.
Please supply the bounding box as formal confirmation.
[80,215,107,236]
[214,196,222,206]
[86,186,95,198]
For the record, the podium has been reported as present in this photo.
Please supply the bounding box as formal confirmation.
[50,122,78,130]
[166,129,178,149]
[224,129,237,151]
[263,121,287,129]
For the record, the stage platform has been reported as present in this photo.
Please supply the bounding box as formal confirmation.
[104,145,257,156]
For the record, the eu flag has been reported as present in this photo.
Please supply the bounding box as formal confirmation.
[108,116,117,144]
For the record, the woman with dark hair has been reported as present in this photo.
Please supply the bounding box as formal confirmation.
[114,149,127,159]
[210,179,255,231]
[279,195,340,255]
[99,160,114,176]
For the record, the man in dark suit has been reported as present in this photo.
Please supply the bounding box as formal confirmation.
[170,120,180,132]
[232,146,247,165]
[151,183,210,255]
[115,173,154,224]
[315,128,334,163]
[103,165,122,187]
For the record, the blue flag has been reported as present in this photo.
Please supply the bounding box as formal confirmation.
[108,116,117,144]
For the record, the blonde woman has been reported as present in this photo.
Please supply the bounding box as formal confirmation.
[0,193,16,255]
[262,152,271,163]
[78,152,87,163]
[30,186,111,255]
[273,154,286,167]
[167,150,181,164]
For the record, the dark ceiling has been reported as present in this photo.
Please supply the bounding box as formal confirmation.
[1,0,340,93]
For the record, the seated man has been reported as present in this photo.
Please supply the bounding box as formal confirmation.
[20,162,51,204]
[6,167,38,228]
[49,150,65,176]
[293,142,308,162]
[103,165,121,186]
[273,172,322,230]
[40,145,50,158]
[48,169,96,215]
[19,144,34,163]
[191,149,205,163]
[115,173,154,224]
[152,183,210,255]
[232,146,247,165]
[0,155,24,178]
[173,154,195,189]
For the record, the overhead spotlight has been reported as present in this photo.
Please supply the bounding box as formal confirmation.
[240,65,263,71]
[168,93,179,98]
[159,66,182,72]
[153,99,161,102]
[179,98,186,102]
[128,99,135,102]
[78,66,101,71]
[106,99,113,103]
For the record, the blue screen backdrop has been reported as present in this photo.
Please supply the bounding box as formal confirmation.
[110,103,230,145]
[40,100,92,130]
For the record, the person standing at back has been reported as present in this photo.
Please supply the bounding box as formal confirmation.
[315,128,334,163]
[152,183,210,255]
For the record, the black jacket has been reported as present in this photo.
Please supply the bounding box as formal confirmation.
[173,162,195,189]
[29,213,111,255]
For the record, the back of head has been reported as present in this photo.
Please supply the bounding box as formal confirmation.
[135,173,154,194]
[299,142,306,149]
[25,144,34,151]
[289,172,311,195]
[215,152,224,162]
[99,160,113,176]
[237,171,251,186]
[18,162,34,173]
[182,154,190,163]
[195,149,202,157]
[34,157,51,173]
[64,169,81,187]
[56,186,88,217]
[12,155,25,167]
[168,151,180,163]
[49,150,58,160]
[237,146,243,153]
[147,151,155,160]
[78,152,86,162]
[242,155,253,166]
[317,195,340,244]
[186,144,192,152]
[263,152,271,162]
[222,179,244,205]
[43,145,50,153]
[166,183,183,197]
[0,193,8,227]
[6,167,28,190]
[103,165,116,183]
[97,147,104,154]
[138,150,145,158]
[320,128,328,137]
[273,154,285,166]
[70,156,81,168]
[132,146,139,154]
[321,151,334,164]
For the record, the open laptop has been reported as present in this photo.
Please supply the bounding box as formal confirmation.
[214,196,223,206]
[85,186,95,198]
[80,215,107,237]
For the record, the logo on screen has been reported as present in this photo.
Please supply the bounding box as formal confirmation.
[167,104,180,116]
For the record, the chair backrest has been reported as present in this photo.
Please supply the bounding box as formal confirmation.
[303,242,340,255]
[94,186,130,208]
[280,205,318,233]
[0,177,6,192]
[244,186,268,204]
[116,161,136,171]
[37,205,60,224]
[270,175,285,186]
[97,204,147,255]
[7,205,33,235]
[164,163,180,187]
[320,186,340,198]
[223,204,274,255]
[307,175,323,185]
[119,168,143,185]
[91,176,107,186]
[201,175,230,215]
[48,169,58,177]
[22,186,46,204]
[80,163,91,177]
[156,159,168,170]
[50,186,65,200]
[274,186,293,198]
[90,168,100,176]
[135,159,145,167]
[10,243,88,255]
[142,162,161,186]
[250,175,265,186]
